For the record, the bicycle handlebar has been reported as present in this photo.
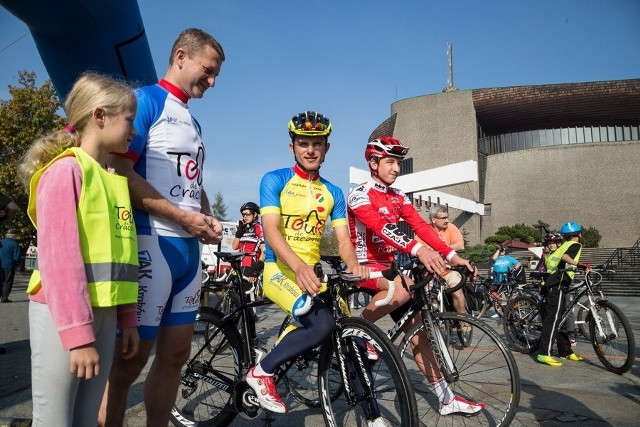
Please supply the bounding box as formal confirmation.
[314,263,398,307]
[370,269,398,307]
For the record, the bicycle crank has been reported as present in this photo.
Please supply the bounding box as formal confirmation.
[234,380,263,419]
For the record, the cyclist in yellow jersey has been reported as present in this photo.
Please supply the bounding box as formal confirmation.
[245,111,370,414]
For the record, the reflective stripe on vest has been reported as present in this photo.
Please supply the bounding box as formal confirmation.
[27,147,139,307]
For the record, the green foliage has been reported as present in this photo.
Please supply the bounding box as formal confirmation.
[459,244,498,264]
[0,71,65,252]
[210,191,228,221]
[485,223,539,245]
[485,234,510,245]
[581,226,602,248]
[320,223,339,256]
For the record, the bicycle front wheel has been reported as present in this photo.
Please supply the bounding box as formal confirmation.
[171,308,244,427]
[589,299,636,374]
[503,295,542,353]
[318,317,418,426]
[278,315,343,408]
[400,312,520,426]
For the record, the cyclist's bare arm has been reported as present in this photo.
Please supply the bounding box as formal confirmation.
[108,154,221,244]
[261,212,321,296]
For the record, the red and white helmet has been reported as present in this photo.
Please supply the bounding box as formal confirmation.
[365,137,409,162]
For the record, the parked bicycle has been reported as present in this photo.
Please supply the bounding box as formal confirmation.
[503,265,635,374]
[171,252,419,426]
[464,269,537,323]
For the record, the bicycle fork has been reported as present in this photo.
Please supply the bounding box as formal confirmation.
[589,298,618,341]
[421,310,459,383]
[336,328,381,420]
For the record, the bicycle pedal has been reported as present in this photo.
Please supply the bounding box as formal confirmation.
[234,381,263,419]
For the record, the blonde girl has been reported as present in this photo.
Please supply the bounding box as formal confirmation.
[19,72,140,427]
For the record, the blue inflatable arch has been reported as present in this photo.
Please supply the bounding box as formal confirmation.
[1,0,157,99]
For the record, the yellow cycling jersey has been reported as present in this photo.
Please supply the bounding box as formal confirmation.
[259,164,347,265]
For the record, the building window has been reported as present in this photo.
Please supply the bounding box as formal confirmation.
[400,157,413,176]
[478,123,639,155]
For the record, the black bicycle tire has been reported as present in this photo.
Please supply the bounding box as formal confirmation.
[171,307,244,427]
[400,312,521,426]
[318,317,419,426]
[503,294,541,353]
[277,315,343,407]
[589,299,636,374]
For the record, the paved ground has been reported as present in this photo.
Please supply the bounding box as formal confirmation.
[1,272,639,426]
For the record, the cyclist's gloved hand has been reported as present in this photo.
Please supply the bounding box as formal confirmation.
[577,262,592,271]
[235,221,245,238]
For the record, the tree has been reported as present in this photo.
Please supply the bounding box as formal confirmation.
[0,71,65,252]
[210,191,228,221]
[459,244,498,264]
[484,223,539,245]
[581,226,602,248]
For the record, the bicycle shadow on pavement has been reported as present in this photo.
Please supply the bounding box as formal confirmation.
[521,381,608,425]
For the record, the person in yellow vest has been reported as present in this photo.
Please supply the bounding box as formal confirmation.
[536,222,591,367]
[18,73,140,426]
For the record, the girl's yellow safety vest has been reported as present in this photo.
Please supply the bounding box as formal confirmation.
[27,147,139,307]
[544,240,582,283]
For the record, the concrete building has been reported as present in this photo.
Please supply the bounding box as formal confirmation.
[366,79,640,247]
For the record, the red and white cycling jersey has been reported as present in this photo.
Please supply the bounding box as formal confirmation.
[347,179,455,264]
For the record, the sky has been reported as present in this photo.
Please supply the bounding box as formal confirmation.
[1,0,639,220]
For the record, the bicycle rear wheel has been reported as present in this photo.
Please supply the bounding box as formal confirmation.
[318,317,418,426]
[503,295,542,353]
[400,312,520,426]
[589,299,636,374]
[171,308,244,427]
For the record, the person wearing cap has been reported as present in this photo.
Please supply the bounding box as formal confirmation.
[0,229,22,303]
[536,222,590,367]
[245,111,369,415]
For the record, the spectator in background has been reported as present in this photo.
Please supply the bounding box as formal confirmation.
[0,193,19,227]
[428,204,464,251]
[0,194,19,353]
[0,229,22,303]
[491,245,522,285]
[425,204,467,315]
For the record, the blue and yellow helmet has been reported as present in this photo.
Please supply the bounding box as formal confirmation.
[288,111,332,138]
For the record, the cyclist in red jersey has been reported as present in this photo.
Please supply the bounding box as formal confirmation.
[348,136,484,416]
[232,201,265,283]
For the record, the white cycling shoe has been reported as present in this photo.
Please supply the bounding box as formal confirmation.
[439,395,485,416]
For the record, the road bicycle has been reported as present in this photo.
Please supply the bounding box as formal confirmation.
[170,252,418,426]
[285,257,521,426]
[503,265,635,374]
